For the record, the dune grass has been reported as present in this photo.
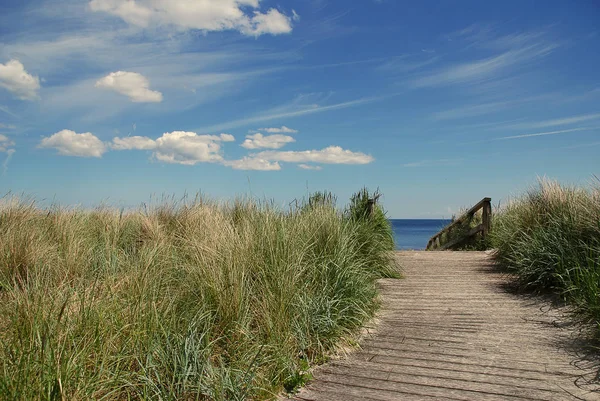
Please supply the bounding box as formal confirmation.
[490,178,600,337]
[0,190,398,400]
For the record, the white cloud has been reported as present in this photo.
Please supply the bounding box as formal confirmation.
[0,105,18,119]
[298,164,322,170]
[95,71,163,103]
[199,96,383,132]
[0,123,16,129]
[376,55,439,73]
[111,135,156,150]
[257,126,298,133]
[89,0,152,27]
[152,133,221,165]
[0,135,15,174]
[219,133,236,142]
[223,157,281,171]
[38,130,107,157]
[432,95,549,120]
[111,131,235,164]
[0,59,41,100]
[89,0,294,36]
[493,127,591,141]
[241,133,295,149]
[411,42,556,88]
[108,131,368,171]
[2,149,15,175]
[433,101,512,120]
[0,134,15,152]
[254,146,374,165]
[244,8,293,36]
[504,112,600,130]
[112,131,233,165]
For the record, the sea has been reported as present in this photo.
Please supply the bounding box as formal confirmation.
[390,219,451,250]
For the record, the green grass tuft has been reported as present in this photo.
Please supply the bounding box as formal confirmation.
[0,190,398,400]
[490,178,600,337]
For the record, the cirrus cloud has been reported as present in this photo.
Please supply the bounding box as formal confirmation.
[0,134,16,174]
[0,59,41,101]
[38,130,107,157]
[89,0,294,37]
[95,71,163,103]
[0,134,15,152]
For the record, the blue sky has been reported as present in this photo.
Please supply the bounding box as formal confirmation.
[0,0,599,218]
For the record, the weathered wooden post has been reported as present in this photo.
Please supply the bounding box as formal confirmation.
[366,194,382,218]
[482,198,492,238]
[366,199,375,217]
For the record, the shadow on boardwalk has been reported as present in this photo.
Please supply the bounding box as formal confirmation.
[285,251,600,401]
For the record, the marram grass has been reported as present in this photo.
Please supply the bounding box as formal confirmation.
[0,190,397,400]
[490,178,600,337]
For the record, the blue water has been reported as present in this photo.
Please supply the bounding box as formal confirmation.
[390,219,451,250]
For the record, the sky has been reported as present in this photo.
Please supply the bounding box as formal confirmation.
[0,0,599,218]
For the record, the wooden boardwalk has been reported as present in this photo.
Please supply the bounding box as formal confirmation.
[291,251,600,401]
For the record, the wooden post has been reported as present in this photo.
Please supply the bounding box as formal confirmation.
[366,194,381,218]
[366,199,375,217]
[435,236,441,249]
[482,199,492,237]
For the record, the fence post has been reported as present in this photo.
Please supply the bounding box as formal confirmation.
[366,199,375,217]
[366,194,381,218]
[482,199,492,237]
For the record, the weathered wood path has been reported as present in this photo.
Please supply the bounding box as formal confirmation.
[291,251,600,401]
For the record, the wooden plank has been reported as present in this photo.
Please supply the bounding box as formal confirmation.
[284,252,600,401]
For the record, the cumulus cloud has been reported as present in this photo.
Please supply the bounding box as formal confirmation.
[38,130,107,157]
[298,164,322,170]
[254,146,374,165]
[95,71,163,103]
[154,132,236,164]
[111,135,156,150]
[244,8,293,36]
[219,133,236,142]
[241,133,295,149]
[256,126,298,134]
[89,0,294,36]
[89,0,152,26]
[0,59,41,100]
[112,131,234,165]
[223,157,281,171]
